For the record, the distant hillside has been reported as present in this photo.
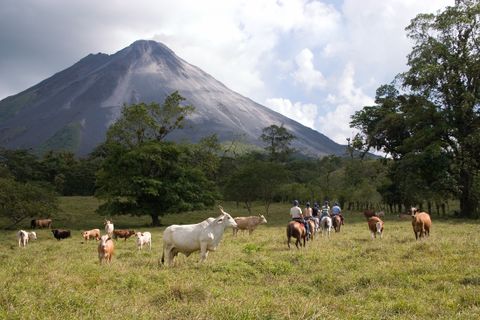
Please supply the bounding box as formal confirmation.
[0,40,346,157]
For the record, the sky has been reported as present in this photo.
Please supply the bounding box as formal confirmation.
[0,0,453,145]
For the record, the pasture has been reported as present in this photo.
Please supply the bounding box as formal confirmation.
[0,197,479,319]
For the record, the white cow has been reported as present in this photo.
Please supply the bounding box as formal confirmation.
[104,220,114,237]
[320,216,333,238]
[135,231,152,250]
[17,230,37,247]
[161,206,237,266]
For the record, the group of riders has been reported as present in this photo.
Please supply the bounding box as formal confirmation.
[290,200,344,239]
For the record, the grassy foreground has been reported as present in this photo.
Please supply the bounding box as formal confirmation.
[0,197,479,319]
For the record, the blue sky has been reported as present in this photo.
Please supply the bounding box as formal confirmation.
[0,0,453,144]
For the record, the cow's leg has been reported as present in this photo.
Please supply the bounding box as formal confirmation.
[287,236,291,249]
[200,242,209,262]
[370,231,374,239]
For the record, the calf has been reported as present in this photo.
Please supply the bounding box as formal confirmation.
[368,216,384,239]
[135,232,152,250]
[82,229,100,241]
[17,230,37,247]
[104,220,114,236]
[410,207,432,240]
[233,215,267,236]
[52,229,71,240]
[113,229,136,241]
[98,235,114,264]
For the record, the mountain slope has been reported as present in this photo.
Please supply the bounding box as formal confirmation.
[0,40,346,157]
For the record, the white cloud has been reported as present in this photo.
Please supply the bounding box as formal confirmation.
[291,48,326,91]
[265,98,318,130]
[318,63,374,143]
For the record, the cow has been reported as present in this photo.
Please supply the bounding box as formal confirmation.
[135,232,152,250]
[112,229,136,241]
[30,218,52,229]
[52,229,71,240]
[368,216,384,239]
[104,220,114,237]
[82,229,100,241]
[98,235,114,264]
[410,207,432,240]
[17,230,37,247]
[161,206,237,266]
[232,215,267,236]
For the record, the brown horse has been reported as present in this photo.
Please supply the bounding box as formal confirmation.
[287,220,306,249]
[332,215,342,233]
[31,219,52,229]
[307,219,316,240]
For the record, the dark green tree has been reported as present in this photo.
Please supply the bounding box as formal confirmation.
[96,142,217,226]
[351,0,480,217]
[106,91,194,147]
[96,92,217,226]
[223,160,289,214]
[0,178,58,228]
[260,124,296,162]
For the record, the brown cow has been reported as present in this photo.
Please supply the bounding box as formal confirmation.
[368,216,384,239]
[112,229,136,241]
[82,229,100,241]
[31,219,52,229]
[410,207,431,240]
[98,235,114,264]
[233,215,267,236]
[287,220,306,249]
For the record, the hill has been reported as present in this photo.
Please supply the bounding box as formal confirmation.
[0,40,346,157]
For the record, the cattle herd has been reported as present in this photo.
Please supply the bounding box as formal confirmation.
[18,206,431,266]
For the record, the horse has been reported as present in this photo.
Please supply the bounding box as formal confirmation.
[320,216,333,238]
[332,215,342,233]
[287,220,306,249]
[30,218,52,229]
[307,219,316,240]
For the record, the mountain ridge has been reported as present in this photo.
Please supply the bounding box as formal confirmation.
[0,40,346,157]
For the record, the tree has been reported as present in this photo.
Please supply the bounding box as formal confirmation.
[351,1,480,217]
[223,160,289,214]
[0,179,58,228]
[96,92,217,226]
[260,124,296,162]
[96,142,217,226]
[106,91,194,147]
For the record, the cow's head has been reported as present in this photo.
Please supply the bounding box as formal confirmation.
[30,232,37,240]
[100,235,111,248]
[259,215,267,224]
[410,207,418,217]
[216,212,237,228]
[104,220,112,226]
[376,222,383,234]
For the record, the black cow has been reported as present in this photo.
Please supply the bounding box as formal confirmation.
[52,229,71,240]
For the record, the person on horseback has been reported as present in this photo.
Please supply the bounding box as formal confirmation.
[303,202,314,237]
[320,201,331,220]
[290,200,311,238]
[331,202,344,225]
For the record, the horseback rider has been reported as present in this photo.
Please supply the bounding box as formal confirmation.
[311,202,320,231]
[320,201,331,220]
[303,202,314,236]
[290,200,311,238]
[331,202,344,225]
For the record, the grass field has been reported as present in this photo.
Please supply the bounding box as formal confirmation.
[0,197,479,319]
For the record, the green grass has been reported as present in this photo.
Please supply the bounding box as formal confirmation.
[1,198,479,319]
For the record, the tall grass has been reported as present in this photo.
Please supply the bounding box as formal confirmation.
[0,198,479,319]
